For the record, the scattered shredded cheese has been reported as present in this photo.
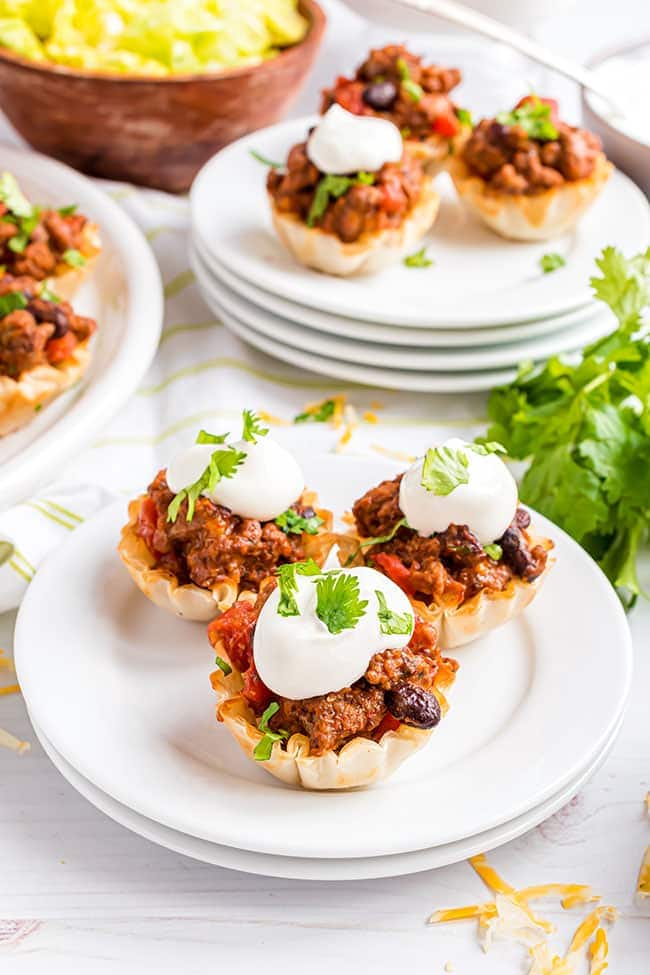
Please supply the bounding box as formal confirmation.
[257,410,288,426]
[588,928,609,975]
[334,405,359,453]
[0,650,14,672]
[299,394,348,428]
[635,845,650,905]
[0,684,20,696]
[0,727,30,755]
[363,411,379,424]
[370,444,416,463]
[369,400,384,410]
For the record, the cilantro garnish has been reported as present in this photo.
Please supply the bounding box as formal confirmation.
[196,429,229,444]
[167,444,246,522]
[345,516,408,566]
[540,252,566,274]
[253,702,289,761]
[307,173,376,227]
[404,247,433,269]
[250,149,283,169]
[485,245,650,607]
[294,399,336,424]
[315,571,368,635]
[0,291,27,318]
[456,107,473,127]
[469,441,506,457]
[484,543,503,561]
[0,172,32,219]
[214,655,232,676]
[241,408,269,443]
[275,508,324,536]
[39,284,60,303]
[375,589,413,636]
[58,204,78,216]
[421,445,470,495]
[62,249,87,267]
[496,97,558,142]
[276,559,322,617]
[396,56,423,102]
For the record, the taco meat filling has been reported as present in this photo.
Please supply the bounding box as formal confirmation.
[351,474,548,605]
[267,144,426,243]
[462,99,602,194]
[0,206,95,280]
[209,588,458,754]
[136,470,319,592]
[0,275,96,379]
[321,44,463,142]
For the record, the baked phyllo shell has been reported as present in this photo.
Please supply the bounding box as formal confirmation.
[407,130,468,176]
[448,153,612,241]
[118,492,335,622]
[269,179,439,277]
[337,529,553,650]
[209,595,457,790]
[0,340,89,436]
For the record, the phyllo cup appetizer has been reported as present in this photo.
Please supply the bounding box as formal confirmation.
[118,411,334,622]
[208,562,458,789]
[448,96,612,240]
[321,44,471,174]
[266,104,440,276]
[0,274,96,435]
[0,173,100,299]
[341,439,553,649]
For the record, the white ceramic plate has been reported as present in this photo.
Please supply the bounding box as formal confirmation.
[190,117,649,328]
[15,455,632,859]
[33,713,623,880]
[208,303,541,392]
[193,248,613,372]
[0,146,163,510]
[192,238,606,349]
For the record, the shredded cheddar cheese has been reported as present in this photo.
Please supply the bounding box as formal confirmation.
[0,727,30,755]
[257,410,288,427]
[0,684,20,696]
[588,928,609,975]
[370,444,416,463]
[0,650,14,671]
[362,411,379,424]
[635,845,650,905]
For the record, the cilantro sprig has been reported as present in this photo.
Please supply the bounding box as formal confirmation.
[307,172,375,228]
[344,516,408,566]
[250,149,283,169]
[253,702,289,761]
[485,246,650,607]
[421,442,506,496]
[315,571,368,634]
[484,543,503,561]
[0,290,27,318]
[540,252,566,274]
[167,429,246,523]
[375,590,413,636]
[62,248,87,267]
[241,409,268,443]
[396,56,423,102]
[496,96,558,142]
[276,559,322,617]
[404,247,433,269]
[275,508,324,536]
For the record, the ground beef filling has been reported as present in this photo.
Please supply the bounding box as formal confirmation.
[137,470,312,592]
[209,595,457,755]
[0,275,96,379]
[267,143,426,244]
[0,206,92,280]
[321,43,462,142]
[462,115,602,195]
[352,475,548,604]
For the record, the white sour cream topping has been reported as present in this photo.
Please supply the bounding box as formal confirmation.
[254,566,414,700]
[307,103,403,175]
[165,436,304,522]
[399,437,518,545]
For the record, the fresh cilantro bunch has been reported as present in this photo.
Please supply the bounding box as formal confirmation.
[485,246,650,607]
[496,97,558,142]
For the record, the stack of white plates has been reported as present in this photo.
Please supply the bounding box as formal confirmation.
[189,118,649,394]
[15,456,632,880]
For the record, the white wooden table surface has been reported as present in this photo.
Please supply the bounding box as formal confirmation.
[1,1,649,971]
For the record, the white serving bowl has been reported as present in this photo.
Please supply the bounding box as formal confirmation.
[341,0,576,33]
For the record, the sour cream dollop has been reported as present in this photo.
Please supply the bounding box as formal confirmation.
[399,437,518,545]
[307,104,403,175]
[254,566,414,700]
[165,436,304,522]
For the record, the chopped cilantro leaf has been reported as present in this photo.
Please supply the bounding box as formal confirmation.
[275,508,324,536]
[421,445,470,495]
[456,107,473,127]
[241,409,269,443]
[469,441,506,457]
[0,172,32,219]
[496,97,558,142]
[58,204,78,216]
[375,589,413,636]
[253,701,289,761]
[39,285,60,303]
[62,248,87,268]
[404,247,433,269]
[276,559,322,617]
[250,149,283,169]
[307,172,376,227]
[345,516,408,566]
[294,399,336,424]
[0,291,27,317]
[484,543,503,561]
[196,429,229,444]
[540,252,566,274]
[315,571,368,635]
[167,445,246,523]
[396,56,423,102]
[214,655,232,676]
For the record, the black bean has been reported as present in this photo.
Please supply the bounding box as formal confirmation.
[27,299,69,337]
[386,682,441,729]
[363,81,398,111]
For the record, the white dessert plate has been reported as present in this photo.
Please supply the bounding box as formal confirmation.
[190,117,649,328]
[0,145,163,510]
[15,455,632,859]
[193,249,612,372]
[32,711,623,880]
[192,239,606,349]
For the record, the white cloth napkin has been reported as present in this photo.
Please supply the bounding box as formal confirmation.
[0,484,118,613]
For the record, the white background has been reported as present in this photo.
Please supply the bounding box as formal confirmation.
[1,0,649,971]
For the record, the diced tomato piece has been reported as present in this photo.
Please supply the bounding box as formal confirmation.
[373,712,401,741]
[373,552,416,596]
[333,80,366,116]
[379,174,407,214]
[433,114,459,138]
[515,95,559,125]
[242,664,273,713]
[208,601,257,673]
[137,496,159,556]
[46,331,77,364]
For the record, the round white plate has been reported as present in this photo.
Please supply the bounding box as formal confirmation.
[210,303,536,392]
[190,116,649,328]
[192,238,606,349]
[0,146,163,510]
[15,455,632,859]
[193,248,612,372]
[33,712,623,880]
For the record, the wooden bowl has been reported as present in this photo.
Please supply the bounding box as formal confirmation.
[0,0,326,193]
